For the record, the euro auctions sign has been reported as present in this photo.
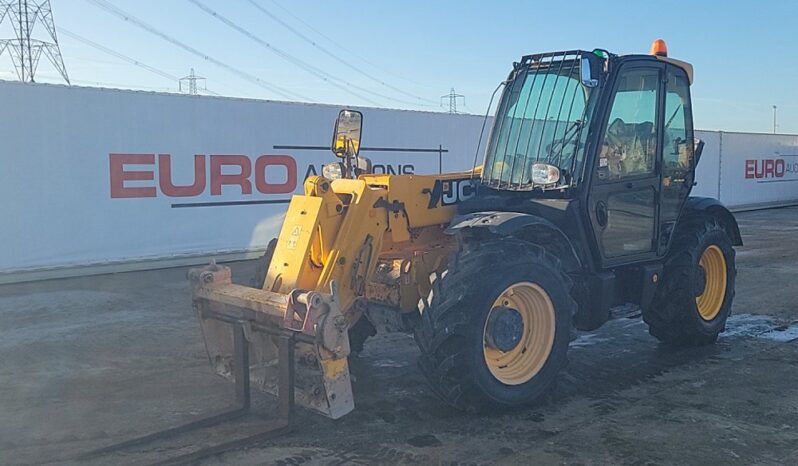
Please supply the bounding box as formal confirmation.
[108,152,417,206]
[744,158,798,180]
[0,79,496,276]
[109,153,297,199]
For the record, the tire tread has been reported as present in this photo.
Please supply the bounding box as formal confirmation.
[414,238,576,412]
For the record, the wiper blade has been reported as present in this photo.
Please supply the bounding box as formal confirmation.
[548,119,584,165]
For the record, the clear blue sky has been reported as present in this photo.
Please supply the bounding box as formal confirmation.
[2,0,796,133]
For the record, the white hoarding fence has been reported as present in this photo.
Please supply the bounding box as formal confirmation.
[2,81,798,282]
[0,81,486,281]
[692,130,721,199]
[716,132,798,209]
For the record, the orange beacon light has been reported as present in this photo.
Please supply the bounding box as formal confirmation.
[650,39,668,57]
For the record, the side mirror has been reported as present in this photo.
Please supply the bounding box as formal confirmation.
[331,109,363,158]
[580,55,600,88]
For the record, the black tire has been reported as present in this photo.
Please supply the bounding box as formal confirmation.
[414,239,576,412]
[250,237,375,353]
[347,315,377,354]
[644,216,736,345]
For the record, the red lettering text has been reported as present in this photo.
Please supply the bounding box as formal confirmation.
[745,159,755,179]
[746,159,786,179]
[110,153,156,198]
[109,153,300,198]
[764,159,775,178]
[776,159,785,177]
[158,154,206,197]
[255,155,296,194]
[210,155,252,195]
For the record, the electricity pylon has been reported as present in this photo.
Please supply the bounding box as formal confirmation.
[0,0,69,83]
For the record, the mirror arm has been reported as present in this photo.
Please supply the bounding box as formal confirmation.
[345,139,354,179]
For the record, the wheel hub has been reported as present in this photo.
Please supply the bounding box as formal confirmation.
[695,244,727,321]
[485,306,524,352]
[482,282,556,386]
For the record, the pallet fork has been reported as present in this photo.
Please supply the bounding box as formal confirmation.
[77,321,295,465]
[78,261,353,464]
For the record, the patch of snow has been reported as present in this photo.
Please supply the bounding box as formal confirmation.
[722,314,798,342]
[569,333,611,348]
[760,325,798,342]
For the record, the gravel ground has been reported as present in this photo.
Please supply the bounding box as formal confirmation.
[1,206,797,466]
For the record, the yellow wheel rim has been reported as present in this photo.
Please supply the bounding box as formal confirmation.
[696,245,727,321]
[483,282,556,386]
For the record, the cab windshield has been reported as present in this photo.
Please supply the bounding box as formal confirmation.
[482,53,599,190]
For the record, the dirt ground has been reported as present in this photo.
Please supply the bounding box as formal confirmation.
[2,207,798,466]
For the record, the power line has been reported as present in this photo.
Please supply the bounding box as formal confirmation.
[59,27,220,96]
[37,72,223,96]
[35,74,173,91]
[244,0,437,106]
[189,0,381,106]
[190,0,433,108]
[267,0,432,90]
[0,0,69,83]
[83,0,308,101]
[59,28,177,82]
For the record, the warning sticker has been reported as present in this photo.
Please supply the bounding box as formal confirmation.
[287,226,301,250]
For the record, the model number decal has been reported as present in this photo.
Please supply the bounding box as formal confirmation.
[427,178,477,208]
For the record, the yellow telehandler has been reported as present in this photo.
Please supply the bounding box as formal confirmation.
[189,40,741,419]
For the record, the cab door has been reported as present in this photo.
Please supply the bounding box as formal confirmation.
[657,64,696,254]
[588,62,664,266]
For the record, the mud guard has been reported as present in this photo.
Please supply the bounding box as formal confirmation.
[682,197,743,246]
[445,211,582,272]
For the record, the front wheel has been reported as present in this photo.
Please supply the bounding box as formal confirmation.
[414,239,575,412]
[644,217,736,345]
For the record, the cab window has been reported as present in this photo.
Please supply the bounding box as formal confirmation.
[659,66,695,247]
[597,68,660,181]
[663,68,693,173]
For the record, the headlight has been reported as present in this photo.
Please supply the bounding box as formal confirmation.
[531,163,560,185]
[322,162,344,180]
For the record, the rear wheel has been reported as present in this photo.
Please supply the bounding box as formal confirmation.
[414,239,575,412]
[644,217,736,345]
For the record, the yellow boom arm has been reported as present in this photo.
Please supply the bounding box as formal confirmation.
[191,169,477,418]
[267,171,472,316]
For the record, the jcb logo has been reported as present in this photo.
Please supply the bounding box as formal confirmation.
[427,177,477,208]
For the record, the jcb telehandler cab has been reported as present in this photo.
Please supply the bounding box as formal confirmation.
[189,40,741,417]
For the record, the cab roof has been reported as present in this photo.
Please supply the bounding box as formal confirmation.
[517,50,694,85]
[617,53,694,84]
